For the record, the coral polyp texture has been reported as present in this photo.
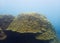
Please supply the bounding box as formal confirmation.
[7,13,58,43]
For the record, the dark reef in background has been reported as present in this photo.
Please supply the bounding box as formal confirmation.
[0,15,14,29]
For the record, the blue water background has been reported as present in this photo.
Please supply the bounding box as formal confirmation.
[0,0,60,39]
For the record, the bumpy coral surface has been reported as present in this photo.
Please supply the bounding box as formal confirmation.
[7,13,58,43]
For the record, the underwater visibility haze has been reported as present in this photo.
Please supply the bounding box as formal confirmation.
[0,0,60,43]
